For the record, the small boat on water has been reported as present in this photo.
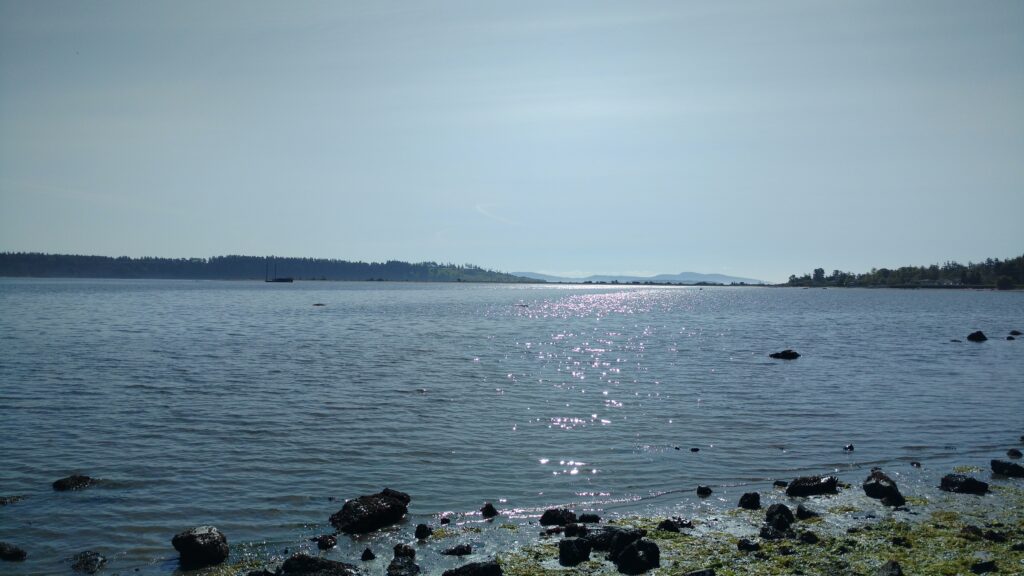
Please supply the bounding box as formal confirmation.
[265,259,294,283]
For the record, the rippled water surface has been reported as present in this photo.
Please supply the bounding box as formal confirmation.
[1,279,1021,574]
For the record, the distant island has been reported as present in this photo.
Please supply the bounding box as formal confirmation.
[0,253,535,283]
[514,271,766,285]
[785,254,1023,290]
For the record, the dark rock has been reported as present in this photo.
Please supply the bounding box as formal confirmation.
[961,525,983,539]
[683,571,715,576]
[992,459,1024,477]
[1009,449,1024,459]
[441,544,472,556]
[1012,542,1024,551]
[565,523,588,537]
[1011,330,1023,336]
[584,526,645,552]
[393,544,416,559]
[53,474,94,491]
[769,349,800,360]
[614,538,660,575]
[967,331,988,342]
[278,554,361,576]
[795,504,819,520]
[543,526,563,536]
[940,474,989,495]
[765,504,795,531]
[415,524,432,540]
[607,529,646,563]
[539,508,576,526]
[313,535,336,550]
[1009,336,1016,341]
[361,548,375,561]
[558,537,592,567]
[891,536,911,548]
[690,447,700,452]
[911,461,922,468]
[737,538,760,552]
[0,542,27,562]
[171,526,229,569]
[983,530,1007,543]
[330,489,410,534]
[578,513,601,523]
[71,551,107,574]
[863,469,906,507]
[696,485,713,497]
[878,560,904,576]
[798,531,819,544]
[246,570,275,576]
[0,496,24,506]
[738,492,761,510]
[786,475,839,497]
[951,339,962,343]
[480,502,499,519]
[387,556,420,576]
[772,480,788,488]
[759,525,794,540]
[970,560,997,574]
[656,519,679,532]
[844,444,855,452]
[441,560,503,576]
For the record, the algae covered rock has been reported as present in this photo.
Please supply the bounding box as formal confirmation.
[558,537,592,567]
[863,469,906,507]
[614,538,660,575]
[330,488,410,534]
[939,474,989,495]
[539,508,576,526]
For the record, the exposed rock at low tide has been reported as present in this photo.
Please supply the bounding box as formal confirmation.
[614,538,660,575]
[737,538,760,552]
[769,349,800,360]
[441,544,472,556]
[939,474,989,495]
[966,331,988,342]
[656,519,680,532]
[862,469,906,507]
[539,508,576,526]
[386,555,420,576]
[53,474,94,491]
[393,544,416,559]
[361,548,376,561]
[773,480,789,488]
[799,531,820,544]
[441,560,503,576]
[583,526,645,556]
[313,534,336,550]
[330,488,410,534]
[991,459,1024,477]
[71,551,107,573]
[480,502,499,519]
[578,513,601,523]
[970,560,997,574]
[564,523,588,537]
[0,542,27,562]
[786,475,839,497]
[765,504,795,531]
[1011,330,1022,336]
[738,492,761,510]
[1008,448,1023,459]
[683,570,715,576]
[878,560,904,576]
[414,524,432,540]
[558,537,591,567]
[171,526,229,569]
[796,503,819,520]
[696,485,713,497]
[278,554,361,576]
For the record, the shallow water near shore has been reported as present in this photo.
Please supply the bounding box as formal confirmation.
[0,279,1022,574]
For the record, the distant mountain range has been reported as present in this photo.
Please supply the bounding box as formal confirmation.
[513,271,767,285]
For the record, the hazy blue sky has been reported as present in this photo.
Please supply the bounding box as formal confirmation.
[2,1,1021,282]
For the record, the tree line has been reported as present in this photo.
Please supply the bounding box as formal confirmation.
[0,253,535,283]
[786,254,1024,289]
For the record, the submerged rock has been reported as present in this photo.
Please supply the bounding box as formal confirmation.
[330,488,410,534]
[966,331,988,342]
[480,502,499,519]
[171,526,228,569]
[312,534,336,550]
[769,349,800,360]
[1008,448,1023,459]
[53,474,94,491]
[441,544,472,556]
[414,523,432,540]
[863,469,906,507]
[939,474,989,495]
[558,537,591,567]
[71,551,107,573]
[738,492,761,510]
[614,538,660,575]
[539,508,576,526]
[0,496,24,506]
[991,459,1024,477]
[278,554,361,576]
[441,560,503,576]
[786,475,839,497]
[0,542,27,562]
[1011,330,1022,336]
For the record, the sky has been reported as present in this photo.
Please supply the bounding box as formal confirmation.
[1,1,1022,283]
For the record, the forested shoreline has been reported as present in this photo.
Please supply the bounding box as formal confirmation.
[786,254,1023,289]
[0,253,534,283]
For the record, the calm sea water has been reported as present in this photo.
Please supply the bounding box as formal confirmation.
[1,279,1021,574]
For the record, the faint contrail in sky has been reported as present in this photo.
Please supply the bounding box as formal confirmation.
[474,203,521,226]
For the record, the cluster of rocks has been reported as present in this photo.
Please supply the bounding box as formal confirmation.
[963,329,1021,342]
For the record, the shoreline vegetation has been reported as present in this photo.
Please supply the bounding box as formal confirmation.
[784,255,1023,291]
